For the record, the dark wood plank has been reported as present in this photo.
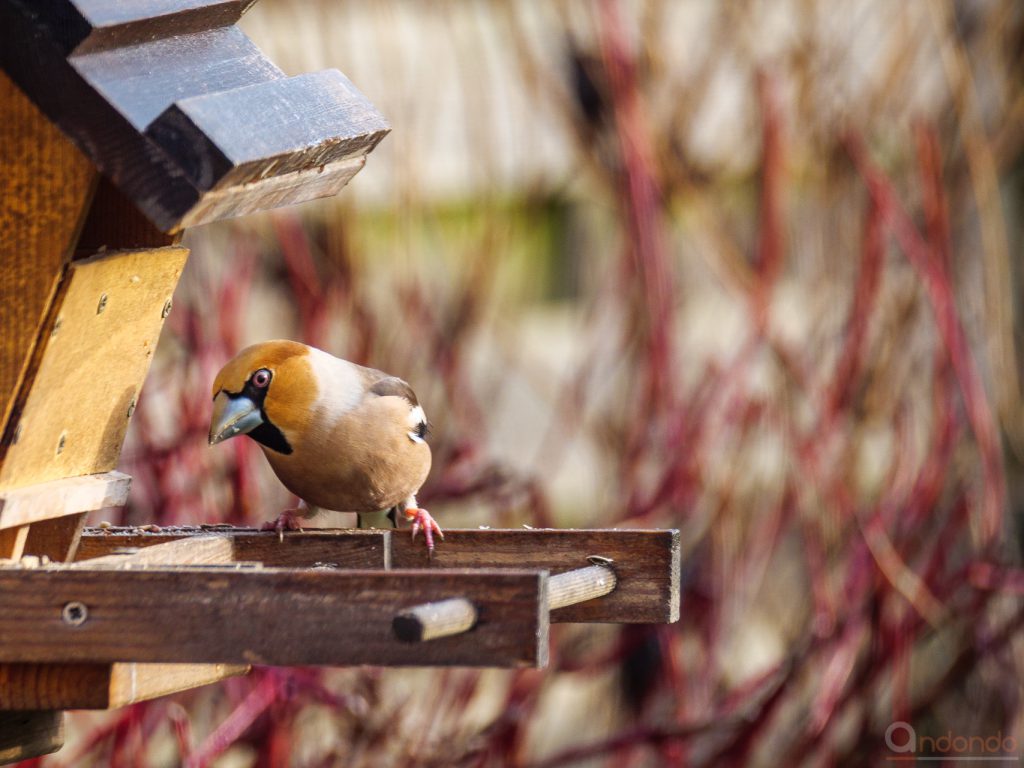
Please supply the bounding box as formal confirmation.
[74,25,282,130]
[0,710,63,764]
[23,513,88,562]
[0,527,27,560]
[391,529,681,624]
[32,0,259,55]
[0,1,389,232]
[76,528,391,569]
[0,68,96,436]
[147,70,390,191]
[0,662,248,709]
[0,567,548,667]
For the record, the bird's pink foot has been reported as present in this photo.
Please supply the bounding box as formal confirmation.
[404,507,443,554]
[261,510,304,541]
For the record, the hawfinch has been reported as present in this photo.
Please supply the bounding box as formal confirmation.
[208,340,441,551]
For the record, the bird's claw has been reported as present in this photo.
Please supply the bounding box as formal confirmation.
[405,507,443,554]
[261,510,303,542]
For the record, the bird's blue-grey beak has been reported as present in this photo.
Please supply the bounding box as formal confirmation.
[209,391,264,446]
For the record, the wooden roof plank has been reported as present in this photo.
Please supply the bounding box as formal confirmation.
[0,0,389,232]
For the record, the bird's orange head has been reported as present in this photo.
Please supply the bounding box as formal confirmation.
[209,340,317,454]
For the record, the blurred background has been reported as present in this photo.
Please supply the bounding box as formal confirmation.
[29,0,1024,765]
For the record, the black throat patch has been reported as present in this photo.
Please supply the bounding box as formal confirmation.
[228,380,293,455]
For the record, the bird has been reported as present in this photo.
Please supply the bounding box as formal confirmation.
[207,340,442,551]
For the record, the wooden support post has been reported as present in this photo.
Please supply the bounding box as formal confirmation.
[0,710,63,765]
[23,512,88,562]
[0,527,28,560]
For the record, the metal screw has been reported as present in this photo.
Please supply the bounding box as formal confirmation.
[587,555,615,567]
[62,601,88,626]
[127,397,137,418]
[50,317,62,338]
[56,432,66,455]
[161,299,172,318]
[97,293,108,314]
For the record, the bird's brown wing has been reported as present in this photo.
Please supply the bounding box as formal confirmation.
[369,376,420,406]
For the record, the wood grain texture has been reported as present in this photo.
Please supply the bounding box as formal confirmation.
[147,70,389,190]
[0,567,548,667]
[0,69,97,434]
[76,175,178,254]
[0,2,388,232]
[0,662,248,709]
[22,513,88,562]
[0,472,130,528]
[76,528,390,569]
[177,156,366,230]
[0,710,63,764]
[0,247,186,488]
[72,534,235,567]
[23,0,260,55]
[391,529,681,624]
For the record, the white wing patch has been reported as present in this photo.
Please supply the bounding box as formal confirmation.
[408,405,427,443]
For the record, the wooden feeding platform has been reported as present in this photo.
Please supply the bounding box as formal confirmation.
[1,526,678,673]
[0,0,681,762]
[0,527,678,763]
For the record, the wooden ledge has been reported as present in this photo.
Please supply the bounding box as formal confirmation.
[0,472,130,530]
[76,527,680,623]
[0,567,549,668]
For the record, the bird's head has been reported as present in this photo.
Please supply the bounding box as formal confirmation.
[208,340,316,454]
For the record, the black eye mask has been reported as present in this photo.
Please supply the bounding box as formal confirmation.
[225,376,293,455]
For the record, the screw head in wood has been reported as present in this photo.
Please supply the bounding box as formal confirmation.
[50,317,62,338]
[97,293,108,314]
[62,601,89,626]
[127,397,137,419]
[161,299,173,318]
[56,432,67,455]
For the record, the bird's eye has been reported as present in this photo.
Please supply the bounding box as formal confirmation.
[251,369,271,388]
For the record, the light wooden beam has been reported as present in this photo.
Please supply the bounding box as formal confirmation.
[0,662,248,710]
[0,471,130,530]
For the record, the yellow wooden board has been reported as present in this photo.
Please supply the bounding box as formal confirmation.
[0,70,97,431]
[0,248,188,488]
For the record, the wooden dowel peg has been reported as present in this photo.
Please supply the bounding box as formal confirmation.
[393,598,479,643]
[548,560,617,611]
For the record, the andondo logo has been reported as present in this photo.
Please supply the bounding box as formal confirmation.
[885,721,1019,762]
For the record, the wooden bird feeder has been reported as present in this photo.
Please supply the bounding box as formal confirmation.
[0,1,680,762]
